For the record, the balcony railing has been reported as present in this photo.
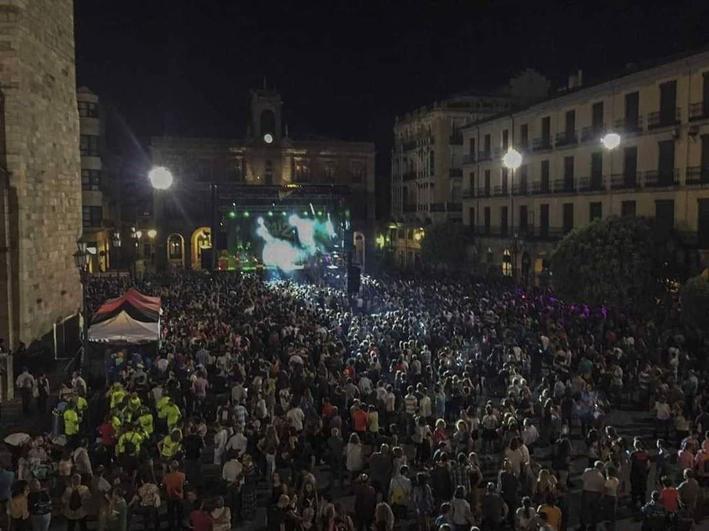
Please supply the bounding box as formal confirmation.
[479,187,491,197]
[553,178,575,193]
[689,102,709,121]
[462,190,476,199]
[555,130,578,147]
[478,225,565,241]
[647,108,681,129]
[610,173,639,189]
[478,150,492,161]
[449,168,463,178]
[580,126,605,143]
[512,181,528,195]
[530,181,551,194]
[463,153,477,164]
[492,185,508,196]
[532,137,553,151]
[613,116,643,134]
[686,166,709,185]
[644,169,679,187]
[402,171,416,181]
[577,176,606,192]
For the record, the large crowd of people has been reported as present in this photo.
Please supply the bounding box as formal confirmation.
[1,269,708,531]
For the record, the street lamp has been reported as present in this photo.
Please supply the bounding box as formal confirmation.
[148,166,174,190]
[502,148,523,280]
[601,132,621,151]
[73,241,90,369]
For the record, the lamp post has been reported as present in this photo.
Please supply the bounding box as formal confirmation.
[111,231,121,270]
[601,132,621,214]
[502,147,523,279]
[148,166,173,272]
[73,241,90,369]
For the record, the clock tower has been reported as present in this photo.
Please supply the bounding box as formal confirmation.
[249,86,283,144]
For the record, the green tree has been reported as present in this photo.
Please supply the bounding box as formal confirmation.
[681,270,709,332]
[420,222,472,267]
[550,216,674,310]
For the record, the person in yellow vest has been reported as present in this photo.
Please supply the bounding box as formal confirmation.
[138,407,154,440]
[75,394,88,421]
[63,403,80,445]
[116,425,145,457]
[123,393,142,424]
[158,429,183,463]
[158,397,182,432]
[156,394,171,432]
[110,409,123,432]
[108,383,127,410]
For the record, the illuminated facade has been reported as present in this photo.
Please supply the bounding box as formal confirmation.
[151,88,375,270]
[462,50,709,281]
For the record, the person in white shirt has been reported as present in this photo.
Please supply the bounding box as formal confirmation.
[286,405,305,433]
[213,424,230,465]
[226,427,248,457]
[522,418,540,454]
[222,456,243,485]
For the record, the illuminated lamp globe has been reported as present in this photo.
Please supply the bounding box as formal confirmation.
[601,132,621,151]
[502,148,523,170]
[148,166,173,190]
[147,229,157,239]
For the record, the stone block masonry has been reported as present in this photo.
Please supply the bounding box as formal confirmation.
[0,0,81,352]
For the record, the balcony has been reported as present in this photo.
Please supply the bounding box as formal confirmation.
[463,153,477,164]
[479,187,491,197]
[610,173,639,190]
[492,185,508,197]
[577,176,606,192]
[449,133,463,145]
[478,225,564,241]
[402,171,416,182]
[613,116,643,135]
[644,169,679,187]
[512,181,529,195]
[689,102,709,121]
[553,178,575,194]
[462,190,476,199]
[580,126,604,143]
[532,137,553,151]
[647,108,681,129]
[530,181,551,194]
[555,130,578,147]
[449,168,463,178]
[478,150,492,162]
[686,166,709,185]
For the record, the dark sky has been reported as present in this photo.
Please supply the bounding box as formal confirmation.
[75,0,709,177]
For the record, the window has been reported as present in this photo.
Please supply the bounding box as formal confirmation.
[540,160,550,192]
[591,101,604,130]
[520,124,528,147]
[168,237,183,260]
[657,140,675,183]
[468,207,475,233]
[540,204,549,236]
[519,164,528,193]
[655,200,674,236]
[81,169,101,191]
[79,135,100,156]
[502,129,509,150]
[625,92,639,127]
[468,138,475,156]
[565,110,575,135]
[563,156,574,190]
[429,150,435,175]
[500,206,508,236]
[502,249,512,277]
[562,203,574,233]
[351,161,365,184]
[78,100,98,118]
[469,172,475,192]
[519,205,528,232]
[541,116,551,144]
[294,160,310,183]
[591,152,603,189]
[265,160,274,185]
[501,168,509,193]
[699,199,709,248]
[82,206,102,228]
[659,80,677,122]
[623,146,637,180]
[484,134,491,155]
[590,202,602,222]
[484,207,491,234]
[621,200,636,217]
[484,170,491,196]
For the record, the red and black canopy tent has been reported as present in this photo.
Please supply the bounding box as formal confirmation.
[88,288,161,344]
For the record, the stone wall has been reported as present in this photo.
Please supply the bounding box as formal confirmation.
[0,0,81,348]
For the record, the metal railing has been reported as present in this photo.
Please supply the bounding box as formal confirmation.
[532,137,553,151]
[555,130,578,147]
[463,154,477,164]
[610,173,639,189]
[478,150,492,161]
[446,202,462,211]
[402,171,416,181]
[553,178,575,193]
[647,108,681,129]
[530,181,551,194]
[689,102,709,121]
[686,166,709,185]
[644,169,679,187]
[613,116,643,134]
[492,185,508,196]
[580,126,604,143]
[577,176,606,192]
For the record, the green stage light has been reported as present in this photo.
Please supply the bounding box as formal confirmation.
[228,211,236,219]
[268,211,273,216]
[281,212,287,217]
[317,211,323,216]
[302,211,308,216]
[244,211,250,217]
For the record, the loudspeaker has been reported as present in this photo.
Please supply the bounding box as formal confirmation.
[347,265,361,294]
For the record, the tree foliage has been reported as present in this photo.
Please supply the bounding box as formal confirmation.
[551,216,673,311]
[420,222,472,267]
[681,270,709,332]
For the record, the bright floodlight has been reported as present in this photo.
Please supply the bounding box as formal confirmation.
[148,166,173,190]
[147,229,157,239]
[502,148,523,170]
[601,132,621,151]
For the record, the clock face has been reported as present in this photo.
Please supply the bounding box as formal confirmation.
[263,133,274,144]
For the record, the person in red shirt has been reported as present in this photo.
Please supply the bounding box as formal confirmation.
[658,476,680,513]
[97,415,116,447]
[351,403,369,436]
[162,461,186,529]
[189,499,213,531]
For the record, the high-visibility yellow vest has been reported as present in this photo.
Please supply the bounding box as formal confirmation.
[110,389,127,409]
[164,404,182,429]
[160,435,181,458]
[117,431,144,455]
[64,409,79,436]
[138,413,154,436]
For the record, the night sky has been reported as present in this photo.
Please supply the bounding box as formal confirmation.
[75,0,709,199]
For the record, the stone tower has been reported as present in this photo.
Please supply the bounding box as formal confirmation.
[249,87,283,143]
[0,0,82,349]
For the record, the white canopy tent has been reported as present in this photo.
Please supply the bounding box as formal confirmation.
[88,310,159,344]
